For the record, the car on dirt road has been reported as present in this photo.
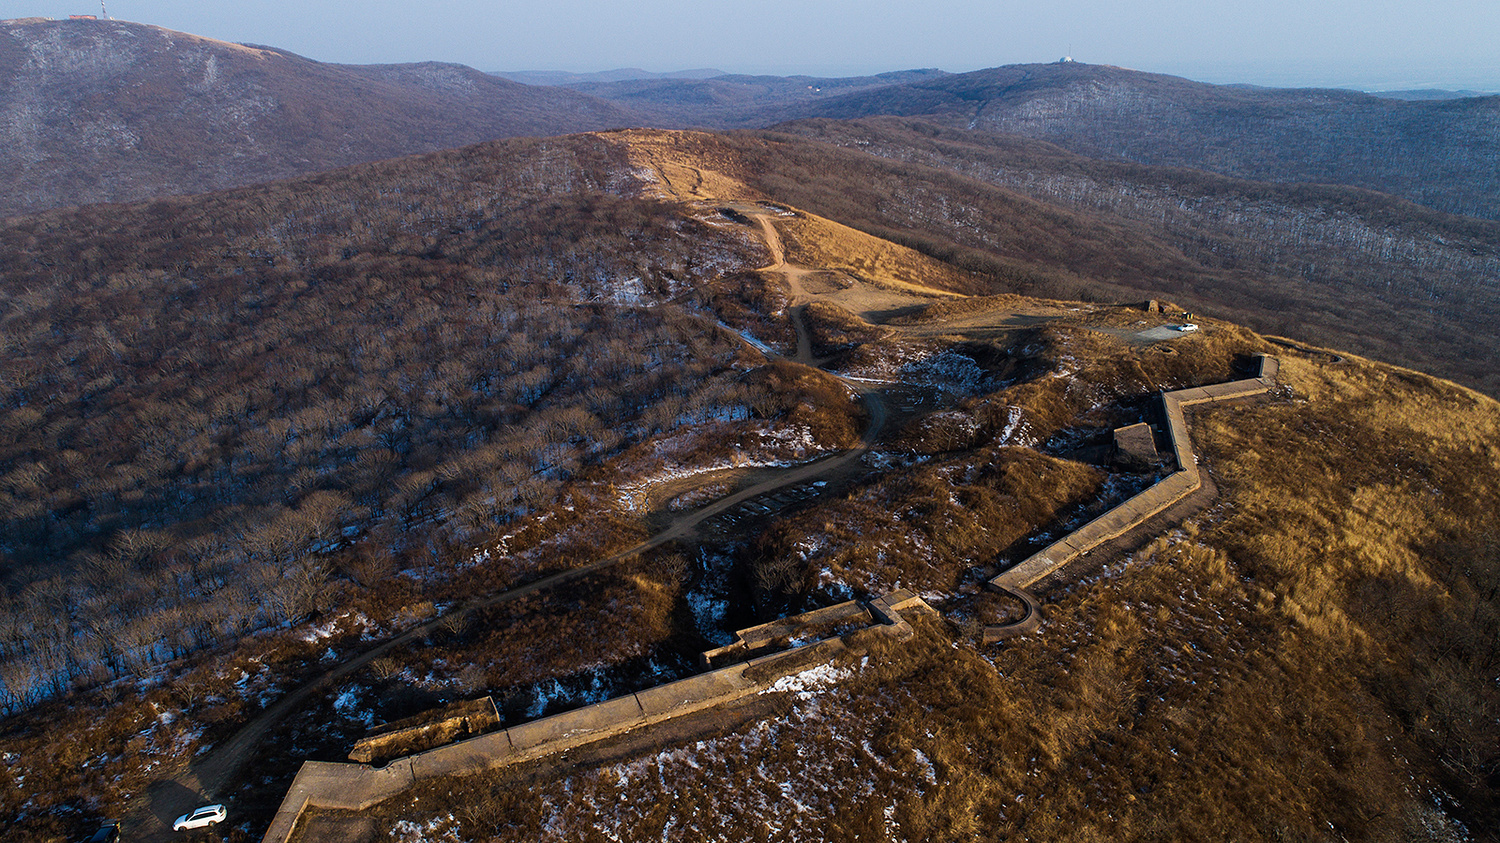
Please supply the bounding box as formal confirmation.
[173,804,226,831]
[85,821,121,843]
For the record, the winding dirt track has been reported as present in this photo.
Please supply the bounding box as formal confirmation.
[130,208,892,840]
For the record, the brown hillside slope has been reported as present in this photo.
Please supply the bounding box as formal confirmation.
[0,18,640,216]
[357,337,1500,843]
[0,127,1495,841]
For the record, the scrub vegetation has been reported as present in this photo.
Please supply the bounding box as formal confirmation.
[0,124,1496,843]
[378,346,1500,843]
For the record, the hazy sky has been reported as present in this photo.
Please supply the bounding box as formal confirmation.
[13,0,1500,90]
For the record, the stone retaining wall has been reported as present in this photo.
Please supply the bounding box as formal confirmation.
[985,355,1277,634]
[262,591,937,843]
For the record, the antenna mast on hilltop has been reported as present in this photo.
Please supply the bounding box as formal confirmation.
[101,1,108,19]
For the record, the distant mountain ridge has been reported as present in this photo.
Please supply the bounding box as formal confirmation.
[0,17,642,216]
[555,68,951,128]
[754,62,1500,220]
[493,67,728,86]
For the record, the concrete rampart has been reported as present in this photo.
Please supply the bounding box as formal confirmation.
[980,583,1043,643]
[264,356,1277,840]
[984,355,1276,637]
[262,590,936,843]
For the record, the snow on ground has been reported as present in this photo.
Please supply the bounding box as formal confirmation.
[416,651,945,843]
[763,662,853,700]
[718,320,775,354]
[614,422,828,511]
[686,547,737,646]
[392,815,465,843]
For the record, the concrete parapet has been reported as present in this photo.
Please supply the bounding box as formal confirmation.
[989,360,1278,604]
[265,592,938,843]
[1179,379,1270,404]
[349,697,500,764]
[981,584,1042,643]
[506,693,648,758]
[263,756,419,841]
[408,729,513,780]
[1257,354,1280,382]
[635,666,758,722]
[1160,394,1194,470]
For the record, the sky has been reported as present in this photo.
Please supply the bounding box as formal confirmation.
[10,0,1500,91]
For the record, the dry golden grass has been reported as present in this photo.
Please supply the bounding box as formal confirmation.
[364,332,1497,843]
[777,211,977,296]
[613,129,764,204]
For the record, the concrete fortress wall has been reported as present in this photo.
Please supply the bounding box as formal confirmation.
[984,354,1278,638]
[261,591,937,843]
[263,357,1278,842]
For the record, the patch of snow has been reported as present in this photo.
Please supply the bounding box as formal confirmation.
[392,815,464,843]
[997,406,1027,445]
[763,662,852,700]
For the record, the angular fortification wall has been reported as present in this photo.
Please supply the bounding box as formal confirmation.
[984,355,1278,640]
[262,591,937,843]
[262,357,1279,841]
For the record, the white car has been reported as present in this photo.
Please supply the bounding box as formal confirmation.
[173,804,226,831]
[1174,323,1199,332]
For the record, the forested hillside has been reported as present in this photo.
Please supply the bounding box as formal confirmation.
[0,18,639,216]
[0,132,881,714]
[552,68,950,128]
[0,126,1496,843]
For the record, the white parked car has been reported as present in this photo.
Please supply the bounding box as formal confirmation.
[1175,323,1199,332]
[173,804,226,831]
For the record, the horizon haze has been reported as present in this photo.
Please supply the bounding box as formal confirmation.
[9,0,1500,92]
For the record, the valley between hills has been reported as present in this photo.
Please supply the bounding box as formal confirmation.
[1,17,1499,843]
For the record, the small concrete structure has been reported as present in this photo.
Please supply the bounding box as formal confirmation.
[1111,422,1160,471]
[700,600,875,668]
[348,697,500,764]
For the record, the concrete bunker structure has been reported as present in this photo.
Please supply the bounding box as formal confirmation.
[984,354,1278,640]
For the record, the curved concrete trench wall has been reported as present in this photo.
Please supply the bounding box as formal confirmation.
[264,356,1278,841]
[984,354,1278,640]
[262,592,935,843]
